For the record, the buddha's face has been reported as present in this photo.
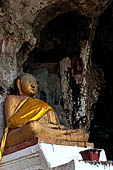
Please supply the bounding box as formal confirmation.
[20,74,38,97]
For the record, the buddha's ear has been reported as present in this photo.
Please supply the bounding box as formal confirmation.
[17,79,22,95]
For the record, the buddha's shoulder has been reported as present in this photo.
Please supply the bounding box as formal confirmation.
[5,95,26,102]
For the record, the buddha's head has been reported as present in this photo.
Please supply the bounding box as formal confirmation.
[17,73,38,97]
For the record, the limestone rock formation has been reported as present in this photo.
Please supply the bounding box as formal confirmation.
[0,0,112,139]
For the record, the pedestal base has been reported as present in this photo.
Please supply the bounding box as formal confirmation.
[0,139,109,170]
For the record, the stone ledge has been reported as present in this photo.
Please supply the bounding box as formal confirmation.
[51,160,75,170]
[1,144,50,170]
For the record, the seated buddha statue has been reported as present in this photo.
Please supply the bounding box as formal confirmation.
[0,73,91,161]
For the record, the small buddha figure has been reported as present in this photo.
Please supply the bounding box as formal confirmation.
[0,73,91,157]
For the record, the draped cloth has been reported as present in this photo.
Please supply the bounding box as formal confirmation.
[0,97,54,162]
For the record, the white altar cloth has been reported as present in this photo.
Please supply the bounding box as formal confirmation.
[39,143,107,168]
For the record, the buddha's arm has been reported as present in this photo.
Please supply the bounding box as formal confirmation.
[38,110,66,130]
[5,95,25,124]
[47,110,66,129]
[48,110,60,124]
[5,96,15,124]
[38,109,59,124]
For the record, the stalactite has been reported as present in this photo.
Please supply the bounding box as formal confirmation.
[60,57,73,128]
[77,41,91,129]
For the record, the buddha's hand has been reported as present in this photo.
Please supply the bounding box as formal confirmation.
[48,123,66,130]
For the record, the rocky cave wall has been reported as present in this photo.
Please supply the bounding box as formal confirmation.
[0,0,112,139]
[89,3,113,159]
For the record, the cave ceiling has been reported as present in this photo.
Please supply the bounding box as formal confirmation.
[0,0,112,91]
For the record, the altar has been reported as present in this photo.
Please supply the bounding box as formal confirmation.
[0,141,112,170]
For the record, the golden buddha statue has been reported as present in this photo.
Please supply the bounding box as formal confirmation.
[0,73,92,161]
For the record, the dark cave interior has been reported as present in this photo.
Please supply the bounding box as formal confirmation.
[25,11,90,63]
[90,3,113,160]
